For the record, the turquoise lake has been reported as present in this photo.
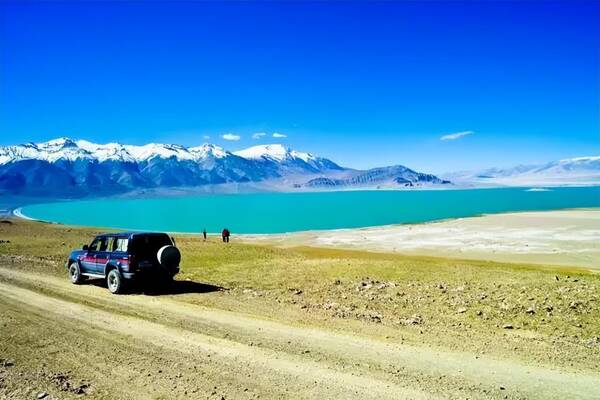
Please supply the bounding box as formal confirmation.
[20,187,600,234]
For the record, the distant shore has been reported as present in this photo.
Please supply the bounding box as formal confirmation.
[8,193,600,270]
[243,208,600,270]
[11,208,34,220]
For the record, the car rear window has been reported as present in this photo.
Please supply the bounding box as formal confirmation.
[129,234,172,259]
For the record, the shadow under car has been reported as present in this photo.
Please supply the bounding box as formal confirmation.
[86,277,224,295]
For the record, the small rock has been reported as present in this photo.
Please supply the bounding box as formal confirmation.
[37,392,48,399]
[476,310,483,316]
[457,307,467,313]
[400,314,423,325]
[502,324,514,330]
[526,307,536,314]
[569,301,582,309]
[370,313,382,323]
[586,336,600,346]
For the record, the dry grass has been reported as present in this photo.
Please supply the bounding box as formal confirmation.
[1,218,599,371]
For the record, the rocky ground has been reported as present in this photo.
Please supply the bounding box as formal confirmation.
[1,218,599,399]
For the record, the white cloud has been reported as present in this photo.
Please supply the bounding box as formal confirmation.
[252,132,266,139]
[440,131,474,141]
[222,133,241,141]
[203,135,210,140]
[272,132,287,138]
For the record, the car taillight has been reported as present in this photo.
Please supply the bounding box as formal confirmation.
[128,255,137,270]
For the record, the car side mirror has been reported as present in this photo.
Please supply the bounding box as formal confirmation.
[82,244,89,251]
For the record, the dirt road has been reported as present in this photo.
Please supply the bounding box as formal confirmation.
[1,267,598,400]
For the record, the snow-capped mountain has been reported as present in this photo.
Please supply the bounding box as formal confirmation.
[234,144,343,174]
[0,138,344,196]
[444,156,600,186]
[0,137,451,197]
[234,144,313,162]
[0,137,231,164]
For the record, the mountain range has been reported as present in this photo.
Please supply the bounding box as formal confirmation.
[305,166,448,188]
[0,138,449,197]
[1,138,597,198]
[443,156,600,186]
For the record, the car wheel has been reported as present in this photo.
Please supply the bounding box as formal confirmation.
[107,269,125,294]
[68,262,84,284]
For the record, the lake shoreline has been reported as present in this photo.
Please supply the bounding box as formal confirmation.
[8,188,600,269]
[12,197,600,270]
[242,208,600,270]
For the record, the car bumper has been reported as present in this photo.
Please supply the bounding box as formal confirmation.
[122,266,179,280]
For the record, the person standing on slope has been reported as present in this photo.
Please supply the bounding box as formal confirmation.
[221,228,230,243]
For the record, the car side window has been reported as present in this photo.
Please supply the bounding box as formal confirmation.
[98,237,109,252]
[114,238,129,252]
[89,238,101,252]
[105,237,115,252]
[91,237,108,252]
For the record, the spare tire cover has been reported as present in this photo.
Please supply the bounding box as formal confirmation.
[157,245,181,268]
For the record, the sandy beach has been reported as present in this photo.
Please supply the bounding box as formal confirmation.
[244,209,600,270]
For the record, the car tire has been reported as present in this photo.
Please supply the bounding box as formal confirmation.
[106,269,125,294]
[68,262,84,284]
[157,245,181,269]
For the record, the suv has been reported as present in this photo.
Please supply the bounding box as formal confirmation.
[66,232,181,294]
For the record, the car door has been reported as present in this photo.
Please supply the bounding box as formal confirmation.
[81,237,101,273]
[112,236,129,267]
[95,236,113,274]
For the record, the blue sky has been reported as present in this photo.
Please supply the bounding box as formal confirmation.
[0,1,598,173]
